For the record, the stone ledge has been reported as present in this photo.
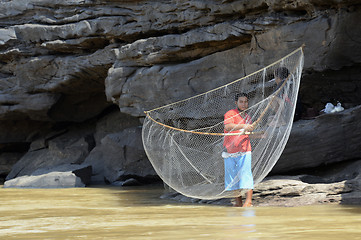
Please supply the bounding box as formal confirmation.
[3,164,92,188]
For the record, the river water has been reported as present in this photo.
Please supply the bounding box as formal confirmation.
[1,184,360,240]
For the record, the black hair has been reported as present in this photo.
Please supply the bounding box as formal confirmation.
[234,92,249,102]
[275,67,289,79]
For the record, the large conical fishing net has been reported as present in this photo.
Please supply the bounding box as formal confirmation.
[142,47,304,200]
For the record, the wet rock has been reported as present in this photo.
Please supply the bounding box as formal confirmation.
[0,152,22,173]
[0,152,24,180]
[252,173,359,207]
[6,126,95,180]
[112,178,141,187]
[83,126,157,184]
[3,164,92,188]
[4,172,85,188]
[0,119,52,144]
[94,109,140,146]
[273,105,361,174]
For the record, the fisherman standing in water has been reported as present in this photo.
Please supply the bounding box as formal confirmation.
[223,93,254,207]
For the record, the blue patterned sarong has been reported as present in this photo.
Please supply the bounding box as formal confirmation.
[223,152,253,191]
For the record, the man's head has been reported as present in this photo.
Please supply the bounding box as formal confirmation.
[234,92,249,111]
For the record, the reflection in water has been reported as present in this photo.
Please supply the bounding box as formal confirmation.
[224,208,257,236]
[241,209,257,233]
[242,209,256,217]
[0,184,360,240]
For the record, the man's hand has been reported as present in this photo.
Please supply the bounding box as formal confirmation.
[243,124,254,132]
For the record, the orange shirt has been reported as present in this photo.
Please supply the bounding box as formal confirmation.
[223,109,252,153]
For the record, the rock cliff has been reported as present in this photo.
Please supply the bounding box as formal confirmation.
[0,0,360,204]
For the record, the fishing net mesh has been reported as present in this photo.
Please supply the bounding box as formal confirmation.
[142,47,304,199]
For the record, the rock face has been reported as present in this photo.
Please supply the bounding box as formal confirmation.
[0,152,23,180]
[83,126,158,184]
[273,105,361,174]
[1,0,361,202]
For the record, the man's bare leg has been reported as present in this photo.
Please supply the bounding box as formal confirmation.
[242,189,253,207]
[234,196,242,207]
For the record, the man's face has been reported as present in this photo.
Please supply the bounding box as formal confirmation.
[274,70,282,84]
[275,76,282,84]
[236,96,248,111]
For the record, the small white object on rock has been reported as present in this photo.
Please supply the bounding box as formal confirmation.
[332,102,345,113]
[322,102,344,114]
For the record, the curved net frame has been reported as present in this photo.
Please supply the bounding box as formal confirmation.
[142,47,304,200]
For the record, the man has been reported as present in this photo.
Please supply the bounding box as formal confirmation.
[274,67,302,121]
[223,93,254,207]
[271,66,302,123]
[274,67,289,91]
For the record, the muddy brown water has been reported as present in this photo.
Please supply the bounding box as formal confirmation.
[1,184,360,239]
